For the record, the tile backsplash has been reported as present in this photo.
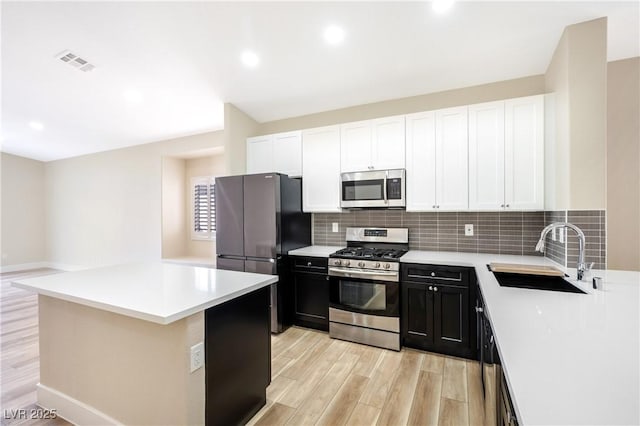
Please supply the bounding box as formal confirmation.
[543,210,607,270]
[312,209,607,268]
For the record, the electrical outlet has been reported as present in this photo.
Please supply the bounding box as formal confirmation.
[332,222,339,232]
[559,228,565,244]
[464,224,474,236]
[552,228,557,241]
[190,342,204,373]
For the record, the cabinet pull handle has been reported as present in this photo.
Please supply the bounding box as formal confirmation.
[431,272,436,277]
[326,276,329,281]
[307,262,312,266]
[506,204,510,208]
[432,205,436,209]
[433,286,438,292]
[501,204,505,208]
[429,286,433,291]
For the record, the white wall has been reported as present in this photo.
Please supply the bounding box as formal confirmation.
[45,132,223,268]
[161,157,186,259]
[0,153,46,267]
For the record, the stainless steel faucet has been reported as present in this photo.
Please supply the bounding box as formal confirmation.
[535,222,592,281]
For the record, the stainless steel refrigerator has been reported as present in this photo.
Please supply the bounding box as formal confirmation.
[215,173,311,333]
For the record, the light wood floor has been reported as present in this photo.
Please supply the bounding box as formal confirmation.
[248,327,484,426]
[1,269,483,426]
[1,269,70,426]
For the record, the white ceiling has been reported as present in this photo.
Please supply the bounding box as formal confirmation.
[1,1,638,162]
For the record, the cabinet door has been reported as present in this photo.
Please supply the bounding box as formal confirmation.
[293,271,329,331]
[405,111,437,211]
[302,126,342,212]
[469,101,505,210]
[402,282,434,348]
[373,115,405,170]
[433,284,469,355]
[272,131,302,177]
[505,95,544,210]
[246,135,273,174]
[436,106,469,210]
[340,120,373,172]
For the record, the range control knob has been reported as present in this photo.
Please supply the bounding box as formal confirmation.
[344,260,350,266]
[383,263,391,270]
[334,259,342,266]
[358,261,365,268]
[375,262,381,268]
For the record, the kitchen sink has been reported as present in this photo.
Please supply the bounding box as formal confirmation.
[492,270,586,294]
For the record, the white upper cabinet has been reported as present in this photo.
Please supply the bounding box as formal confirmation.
[469,95,544,211]
[302,125,342,212]
[504,95,544,210]
[372,116,406,170]
[246,131,302,177]
[340,120,372,173]
[469,101,506,210]
[406,107,468,211]
[405,111,437,211]
[272,131,302,177]
[340,116,405,172]
[435,106,469,211]
[246,135,273,174]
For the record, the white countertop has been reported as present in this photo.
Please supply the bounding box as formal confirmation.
[12,262,278,325]
[401,250,640,425]
[288,245,344,258]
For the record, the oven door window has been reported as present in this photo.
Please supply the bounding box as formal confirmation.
[338,279,387,311]
[342,179,384,201]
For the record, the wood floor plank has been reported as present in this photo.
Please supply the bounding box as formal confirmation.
[466,361,484,425]
[271,355,296,379]
[438,398,469,426]
[442,357,468,402]
[253,402,296,426]
[316,374,369,426]
[351,345,384,378]
[278,336,331,380]
[347,403,382,426]
[285,352,359,425]
[278,340,347,409]
[407,371,442,426]
[358,350,403,409]
[271,327,307,359]
[267,375,296,403]
[279,329,324,359]
[422,352,445,374]
[376,350,423,426]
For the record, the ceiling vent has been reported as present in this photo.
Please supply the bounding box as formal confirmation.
[55,50,95,72]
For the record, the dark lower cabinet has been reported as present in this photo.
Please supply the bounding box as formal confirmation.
[205,286,270,426]
[401,263,476,359]
[289,256,329,331]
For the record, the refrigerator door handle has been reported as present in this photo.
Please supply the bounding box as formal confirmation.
[246,257,276,263]
[217,254,247,260]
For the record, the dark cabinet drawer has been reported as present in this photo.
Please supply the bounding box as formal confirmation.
[402,263,470,285]
[292,256,328,273]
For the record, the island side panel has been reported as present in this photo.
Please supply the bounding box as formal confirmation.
[37,295,205,425]
[205,285,270,426]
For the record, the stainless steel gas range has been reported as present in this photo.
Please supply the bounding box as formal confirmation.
[328,227,408,351]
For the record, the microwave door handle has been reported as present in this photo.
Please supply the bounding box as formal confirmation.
[383,170,388,203]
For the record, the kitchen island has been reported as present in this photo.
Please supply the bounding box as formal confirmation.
[12,262,278,426]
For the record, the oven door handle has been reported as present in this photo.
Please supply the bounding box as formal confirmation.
[328,267,399,282]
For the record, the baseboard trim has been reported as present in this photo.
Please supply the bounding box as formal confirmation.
[37,383,122,426]
[0,262,87,273]
[0,262,49,273]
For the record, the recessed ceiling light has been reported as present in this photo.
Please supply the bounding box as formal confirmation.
[29,121,44,131]
[323,25,345,45]
[432,0,455,14]
[241,50,260,68]
[123,89,143,103]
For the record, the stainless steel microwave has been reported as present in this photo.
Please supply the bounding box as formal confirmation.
[340,169,406,209]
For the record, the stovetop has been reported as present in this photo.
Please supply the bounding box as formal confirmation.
[330,247,408,262]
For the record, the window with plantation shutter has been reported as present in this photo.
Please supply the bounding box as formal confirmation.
[192,176,216,240]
